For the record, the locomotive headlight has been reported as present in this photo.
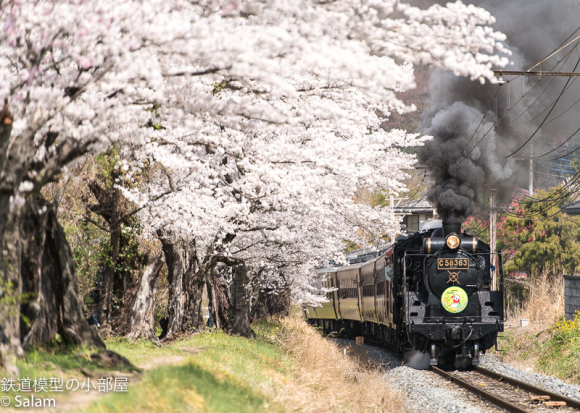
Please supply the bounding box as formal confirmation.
[446,235,461,249]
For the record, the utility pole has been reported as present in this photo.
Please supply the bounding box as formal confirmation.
[489,184,497,290]
[529,141,534,196]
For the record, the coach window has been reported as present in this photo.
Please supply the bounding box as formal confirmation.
[385,263,393,282]
[376,281,385,296]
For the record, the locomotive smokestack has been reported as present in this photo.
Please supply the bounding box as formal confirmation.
[442,220,461,237]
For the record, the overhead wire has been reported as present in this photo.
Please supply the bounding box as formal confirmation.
[455,27,580,168]
[536,125,580,158]
[455,34,580,170]
[511,29,580,122]
[428,26,580,219]
[449,77,546,174]
[527,31,580,72]
[528,78,578,123]
[401,172,428,210]
[506,54,580,158]
[549,142,580,160]
[449,50,579,174]
[509,44,579,124]
[545,94,580,125]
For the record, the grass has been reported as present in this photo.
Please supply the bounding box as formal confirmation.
[0,341,139,408]
[535,312,580,383]
[271,317,404,412]
[0,318,403,412]
[504,274,565,330]
[492,274,580,384]
[81,357,275,413]
[104,336,183,367]
[85,317,404,412]
[82,329,290,413]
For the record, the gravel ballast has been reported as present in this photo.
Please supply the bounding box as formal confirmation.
[332,338,580,412]
[480,355,580,402]
[333,339,501,412]
[385,366,500,413]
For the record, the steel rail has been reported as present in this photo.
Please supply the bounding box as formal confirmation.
[475,366,580,410]
[430,366,529,413]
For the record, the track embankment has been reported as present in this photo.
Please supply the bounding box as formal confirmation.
[332,337,580,413]
[432,365,580,412]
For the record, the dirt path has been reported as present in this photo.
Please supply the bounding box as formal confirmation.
[4,347,202,413]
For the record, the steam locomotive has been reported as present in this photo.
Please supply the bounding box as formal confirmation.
[305,221,504,369]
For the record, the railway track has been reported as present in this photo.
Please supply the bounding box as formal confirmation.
[430,366,580,412]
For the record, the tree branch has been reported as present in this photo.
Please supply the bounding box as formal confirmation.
[163,66,232,77]
[111,189,173,227]
[84,216,111,233]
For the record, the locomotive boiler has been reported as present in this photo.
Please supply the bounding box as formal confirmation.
[305,220,504,369]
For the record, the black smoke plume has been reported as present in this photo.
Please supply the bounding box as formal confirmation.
[417,0,580,221]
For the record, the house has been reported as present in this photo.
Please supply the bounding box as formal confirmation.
[563,200,580,215]
[393,196,435,232]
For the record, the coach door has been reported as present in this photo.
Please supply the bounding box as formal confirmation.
[375,256,386,324]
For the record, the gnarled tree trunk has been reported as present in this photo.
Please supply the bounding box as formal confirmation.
[1,204,25,356]
[118,253,164,340]
[207,268,230,330]
[251,284,291,321]
[88,179,122,335]
[0,108,25,356]
[20,199,105,349]
[227,263,255,338]
[159,236,206,340]
[0,105,104,357]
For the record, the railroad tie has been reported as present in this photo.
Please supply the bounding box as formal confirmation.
[530,396,550,400]
[544,401,567,407]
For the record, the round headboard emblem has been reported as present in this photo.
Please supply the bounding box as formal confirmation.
[441,286,468,313]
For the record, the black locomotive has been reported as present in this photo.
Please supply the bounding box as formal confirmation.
[305,220,504,369]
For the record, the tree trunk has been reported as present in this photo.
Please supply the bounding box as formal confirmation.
[20,199,105,349]
[97,182,122,334]
[1,203,25,356]
[118,253,164,340]
[0,109,25,356]
[251,285,291,321]
[159,236,205,340]
[227,263,255,338]
[0,107,104,356]
[207,269,230,330]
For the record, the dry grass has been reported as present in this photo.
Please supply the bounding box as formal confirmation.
[272,317,405,413]
[506,274,565,330]
[496,274,565,369]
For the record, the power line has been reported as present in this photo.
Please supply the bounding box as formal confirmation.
[549,141,580,160]
[527,31,580,72]
[449,49,579,174]
[510,43,579,123]
[406,173,427,205]
[428,26,580,217]
[506,55,580,158]
[536,126,580,158]
[529,78,578,123]
[545,94,580,125]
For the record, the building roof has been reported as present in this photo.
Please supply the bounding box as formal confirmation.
[563,200,580,215]
[393,196,434,214]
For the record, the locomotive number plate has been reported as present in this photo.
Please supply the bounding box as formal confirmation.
[437,258,469,270]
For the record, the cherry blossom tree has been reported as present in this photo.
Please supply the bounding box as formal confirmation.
[119,0,511,337]
[0,0,511,347]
